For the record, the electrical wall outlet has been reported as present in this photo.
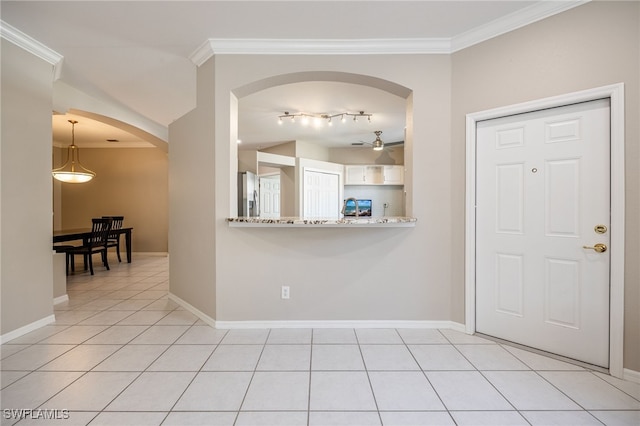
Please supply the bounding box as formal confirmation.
[281,286,290,299]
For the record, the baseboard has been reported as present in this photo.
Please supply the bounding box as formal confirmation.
[131,252,168,257]
[623,368,640,384]
[213,319,466,330]
[162,299,466,332]
[53,294,69,305]
[0,314,56,344]
[448,321,467,333]
[167,292,216,327]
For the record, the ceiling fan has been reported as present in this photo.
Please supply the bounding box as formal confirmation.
[352,130,404,151]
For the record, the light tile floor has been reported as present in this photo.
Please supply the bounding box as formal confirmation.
[1,255,639,425]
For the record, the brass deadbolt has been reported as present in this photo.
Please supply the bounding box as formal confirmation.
[594,225,607,234]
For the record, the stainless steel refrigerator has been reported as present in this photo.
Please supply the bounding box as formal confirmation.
[238,171,259,217]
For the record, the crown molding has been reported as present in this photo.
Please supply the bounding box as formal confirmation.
[189,38,217,67]
[190,38,450,66]
[451,0,590,52]
[0,20,63,78]
[190,1,589,66]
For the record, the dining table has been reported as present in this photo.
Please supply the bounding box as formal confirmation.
[53,227,133,263]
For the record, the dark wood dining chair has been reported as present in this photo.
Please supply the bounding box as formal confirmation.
[103,216,124,262]
[67,218,112,275]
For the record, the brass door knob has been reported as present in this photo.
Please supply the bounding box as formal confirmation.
[583,243,607,253]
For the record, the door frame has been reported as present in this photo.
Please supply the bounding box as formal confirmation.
[465,83,625,378]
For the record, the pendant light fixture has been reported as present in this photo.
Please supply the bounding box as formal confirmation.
[52,119,96,183]
[372,130,384,151]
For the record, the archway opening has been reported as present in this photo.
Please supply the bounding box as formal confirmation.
[230,71,413,218]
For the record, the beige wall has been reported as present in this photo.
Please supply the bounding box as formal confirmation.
[216,55,450,322]
[170,54,453,322]
[328,146,404,165]
[169,2,639,372]
[168,57,218,320]
[54,147,168,253]
[1,40,55,336]
[451,1,640,370]
[3,0,635,372]
[52,148,63,230]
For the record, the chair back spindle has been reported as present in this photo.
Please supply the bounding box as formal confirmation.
[103,216,124,239]
[102,215,124,262]
[65,217,113,275]
[89,218,112,247]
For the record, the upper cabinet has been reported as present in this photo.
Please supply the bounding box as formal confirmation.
[382,165,404,185]
[345,165,377,184]
[344,165,404,185]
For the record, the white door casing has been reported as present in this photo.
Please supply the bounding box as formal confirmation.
[465,84,625,377]
[476,99,610,367]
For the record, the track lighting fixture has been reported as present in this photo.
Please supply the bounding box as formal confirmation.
[277,111,372,126]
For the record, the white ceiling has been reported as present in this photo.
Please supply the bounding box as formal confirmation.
[1,1,583,149]
[239,81,408,148]
[52,113,158,149]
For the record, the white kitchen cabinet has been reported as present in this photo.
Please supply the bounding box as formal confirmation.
[364,166,384,184]
[345,165,383,184]
[344,165,404,185]
[383,165,404,185]
[345,165,367,184]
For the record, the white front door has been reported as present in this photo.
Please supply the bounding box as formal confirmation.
[259,175,281,218]
[475,99,611,367]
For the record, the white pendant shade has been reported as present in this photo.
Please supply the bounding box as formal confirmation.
[52,120,96,183]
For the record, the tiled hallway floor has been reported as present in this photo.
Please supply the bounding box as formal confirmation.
[1,255,639,425]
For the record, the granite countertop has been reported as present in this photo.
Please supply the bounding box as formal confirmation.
[226,216,417,227]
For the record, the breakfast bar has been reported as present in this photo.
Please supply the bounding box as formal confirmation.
[227,217,417,228]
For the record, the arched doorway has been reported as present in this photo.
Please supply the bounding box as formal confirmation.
[230,71,414,218]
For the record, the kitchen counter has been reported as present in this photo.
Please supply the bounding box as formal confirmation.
[226,217,417,227]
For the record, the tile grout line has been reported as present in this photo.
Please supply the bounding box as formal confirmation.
[450,339,609,423]
[590,369,640,403]
[353,329,384,425]
[79,268,170,422]
[31,287,174,422]
[232,329,271,426]
[0,266,170,394]
[400,328,456,424]
[33,258,173,424]
[159,323,227,425]
[447,338,529,418]
[491,342,614,418]
[450,344,521,412]
[529,368,613,424]
[81,259,172,423]
[307,330,314,426]
[3,256,639,425]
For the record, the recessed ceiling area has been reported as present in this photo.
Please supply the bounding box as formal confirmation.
[52,113,159,149]
[238,81,407,150]
[2,1,583,149]
[2,1,542,128]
